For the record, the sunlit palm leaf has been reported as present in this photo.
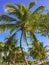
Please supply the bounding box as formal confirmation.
[5,4,21,19]
[5,4,20,11]
[0,42,5,47]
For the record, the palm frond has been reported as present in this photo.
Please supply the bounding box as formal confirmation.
[33,6,45,13]
[0,15,16,22]
[23,31,28,46]
[10,21,22,33]
[0,23,16,32]
[5,4,20,10]
[5,4,20,12]
[0,42,5,47]
[39,23,49,37]
[30,31,38,42]
[5,4,21,19]
[28,2,35,10]
[5,33,17,50]
[20,4,26,16]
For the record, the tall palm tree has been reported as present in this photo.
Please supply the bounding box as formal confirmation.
[0,1,49,65]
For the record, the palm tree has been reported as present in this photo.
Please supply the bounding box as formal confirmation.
[3,35,20,64]
[4,35,28,64]
[39,43,49,63]
[0,1,49,65]
[29,42,49,65]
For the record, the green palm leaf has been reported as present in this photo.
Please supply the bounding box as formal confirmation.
[0,23,16,32]
[28,2,35,10]
[0,14,16,22]
[5,4,21,19]
[0,42,5,47]
[33,6,45,13]
[23,31,28,46]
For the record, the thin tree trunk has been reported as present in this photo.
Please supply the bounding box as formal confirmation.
[20,31,29,65]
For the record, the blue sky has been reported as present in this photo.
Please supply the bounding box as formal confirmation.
[0,0,49,47]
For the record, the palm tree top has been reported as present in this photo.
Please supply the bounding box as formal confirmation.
[0,2,49,46]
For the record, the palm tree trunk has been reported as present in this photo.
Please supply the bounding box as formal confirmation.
[20,31,29,65]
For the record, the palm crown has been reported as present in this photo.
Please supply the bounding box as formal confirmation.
[0,2,49,40]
